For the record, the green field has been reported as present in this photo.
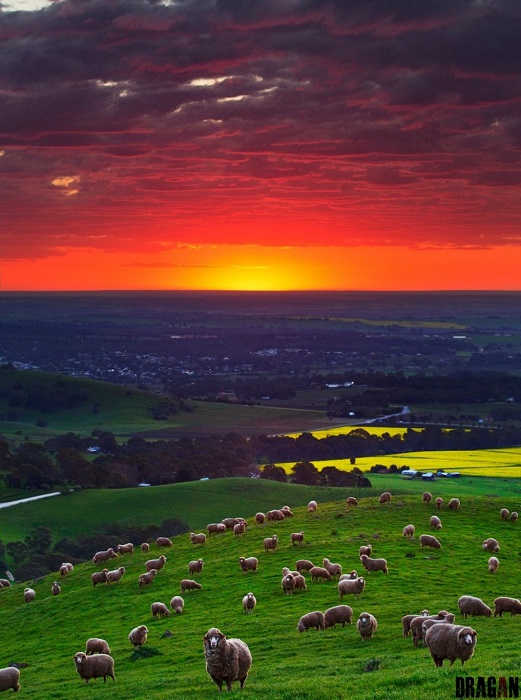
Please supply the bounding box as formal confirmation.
[0,479,520,700]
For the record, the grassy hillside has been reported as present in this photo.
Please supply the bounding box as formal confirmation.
[0,486,520,699]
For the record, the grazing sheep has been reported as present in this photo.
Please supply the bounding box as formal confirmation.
[323,557,342,578]
[360,554,388,574]
[141,542,150,552]
[255,512,265,525]
[0,579,10,588]
[291,531,305,546]
[151,602,170,618]
[242,592,256,614]
[117,543,134,555]
[222,517,244,530]
[91,569,109,587]
[207,523,226,536]
[482,537,500,553]
[188,559,203,575]
[92,548,117,564]
[401,610,430,637]
[309,566,332,582]
[379,491,391,505]
[138,569,157,589]
[296,559,314,574]
[346,497,358,506]
[203,627,252,692]
[338,577,365,599]
[324,605,353,629]
[511,511,519,521]
[500,508,510,520]
[430,515,442,530]
[233,522,246,537]
[282,573,296,596]
[357,612,378,640]
[74,652,115,684]
[128,625,149,649]
[180,579,202,592]
[293,573,307,591]
[419,534,441,549]
[60,562,74,577]
[190,532,206,546]
[156,536,173,548]
[359,545,372,557]
[239,556,258,573]
[297,611,325,632]
[421,614,456,641]
[435,497,443,510]
[24,587,35,603]
[448,498,460,510]
[263,535,278,553]
[170,596,184,614]
[458,595,492,618]
[267,509,286,521]
[488,556,500,573]
[146,555,167,572]
[105,566,126,585]
[493,597,521,617]
[85,638,111,655]
[307,500,317,512]
[422,492,432,504]
[0,667,20,693]
[281,506,294,517]
[402,524,415,538]
[51,581,61,596]
[411,612,454,646]
[424,623,477,667]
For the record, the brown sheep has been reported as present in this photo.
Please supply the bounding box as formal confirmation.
[309,566,332,582]
[422,492,432,504]
[222,517,244,530]
[357,612,378,640]
[282,573,296,595]
[51,581,61,596]
[401,610,430,637]
[424,624,477,667]
[324,605,353,629]
[267,509,286,521]
[239,556,258,573]
[293,573,307,591]
[202,627,252,692]
[281,506,294,517]
[91,569,109,587]
[458,595,492,618]
[430,515,442,530]
[85,638,111,655]
[419,534,441,549]
[448,498,460,510]
[242,592,256,614]
[511,511,519,521]
[359,545,372,557]
[435,497,443,510]
[338,577,365,599]
[138,569,157,588]
[92,548,118,564]
[263,535,278,553]
[291,531,304,546]
[0,579,11,589]
[482,537,500,553]
[24,587,35,603]
[297,611,324,632]
[105,566,126,585]
[170,596,184,614]
[323,557,342,578]
[0,667,20,692]
[402,524,415,538]
[255,512,265,525]
[411,612,454,646]
[307,500,317,512]
[379,491,391,505]
[117,543,134,555]
[60,562,74,577]
[146,555,167,572]
[207,523,226,536]
[74,652,114,683]
[141,542,150,552]
[151,602,170,618]
[296,559,314,574]
[156,536,173,548]
[190,532,206,545]
[494,597,521,617]
[233,522,246,537]
[188,559,203,575]
[500,508,510,520]
[180,579,202,592]
[346,497,358,506]
[360,554,388,574]
[488,556,500,573]
[128,625,149,649]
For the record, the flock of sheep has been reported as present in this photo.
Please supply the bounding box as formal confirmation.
[1,490,520,693]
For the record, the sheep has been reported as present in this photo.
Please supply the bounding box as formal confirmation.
[297,611,325,632]
[0,667,20,692]
[448,498,460,510]
[151,602,170,618]
[291,531,304,546]
[24,587,35,603]
[92,548,117,564]
[323,557,342,578]
[156,536,173,548]
[243,592,256,614]
[511,511,519,521]
[296,559,314,574]
[73,652,115,683]
[402,524,415,538]
[379,491,391,504]
[421,614,456,642]
[180,579,202,592]
[424,623,477,667]
[267,509,286,521]
[207,523,226,536]
[357,612,378,640]
[222,517,244,530]
[141,542,150,552]
[430,515,442,530]
[51,581,61,596]
[309,566,332,582]
[233,522,246,537]
[411,612,454,647]
[493,597,521,617]
[488,556,500,573]
[85,638,111,655]
[138,569,157,589]
[188,558,203,575]
[338,577,365,599]
[360,554,388,574]
[263,535,278,552]
[91,569,108,587]
[339,570,359,581]
[117,543,134,555]
[500,508,510,520]
[146,555,167,572]
[255,512,265,525]
[0,579,11,588]
[281,506,294,517]
[422,492,432,504]
[401,610,430,637]
[105,566,126,585]
[190,532,206,546]
[170,596,184,614]
[419,534,441,549]
[359,545,372,557]
[282,573,296,595]
[239,556,258,573]
[307,500,317,512]
[128,625,149,649]
[435,497,443,510]
[346,497,358,506]
[293,573,307,592]
[482,537,500,553]
[324,605,353,629]
[60,562,74,577]
[458,595,492,618]
[203,627,252,692]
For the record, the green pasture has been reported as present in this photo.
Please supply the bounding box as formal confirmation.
[0,486,520,700]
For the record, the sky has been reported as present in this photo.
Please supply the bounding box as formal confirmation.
[1,0,521,291]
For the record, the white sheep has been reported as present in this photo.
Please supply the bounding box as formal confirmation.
[151,602,170,618]
[105,566,126,584]
[207,523,226,536]
[24,587,35,603]
[239,556,258,573]
[458,595,492,618]
[402,524,415,538]
[338,577,365,599]
[324,605,352,629]
[242,592,256,614]
[419,534,441,549]
[309,566,332,582]
[188,559,203,575]
[156,536,173,547]
[295,559,314,574]
[141,542,150,552]
[282,573,296,595]
[307,500,317,512]
[493,597,521,617]
[379,491,391,504]
[488,556,500,573]
[117,543,134,554]
[128,625,149,649]
[92,548,117,564]
[360,554,388,574]
[359,544,372,557]
[482,537,500,553]
[356,612,378,640]
[448,498,460,510]
[263,535,278,552]
[85,638,111,655]
[297,611,325,632]
[91,569,108,587]
[190,532,206,545]
[430,515,442,530]
[435,497,443,510]
[73,652,115,683]
[255,512,265,525]
[323,557,342,578]
[500,508,510,520]
[170,596,184,614]
[203,627,252,691]
[60,562,74,577]
[291,531,304,546]
[0,667,20,692]
[180,579,202,592]
[146,555,167,572]
[138,569,157,588]
[424,623,477,667]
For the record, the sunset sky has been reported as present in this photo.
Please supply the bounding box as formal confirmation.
[2,0,521,291]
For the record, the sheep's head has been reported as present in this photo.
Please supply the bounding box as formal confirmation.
[74,652,87,665]
[204,628,226,649]
[458,627,477,648]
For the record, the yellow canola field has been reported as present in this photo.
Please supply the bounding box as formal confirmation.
[285,426,409,439]
[275,447,521,478]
